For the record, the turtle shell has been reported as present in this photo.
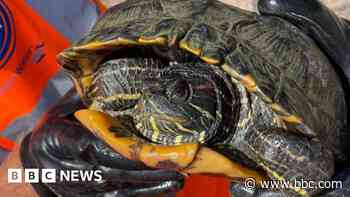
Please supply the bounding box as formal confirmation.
[58,0,347,167]
[58,0,346,142]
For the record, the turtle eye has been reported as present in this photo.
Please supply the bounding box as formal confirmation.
[166,79,192,103]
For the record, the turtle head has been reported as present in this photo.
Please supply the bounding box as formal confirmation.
[88,58,239,145]
[134,62,232,144]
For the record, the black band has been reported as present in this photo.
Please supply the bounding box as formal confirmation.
[19,133,57,197]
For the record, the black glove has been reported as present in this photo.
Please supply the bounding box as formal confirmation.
[20,89,184,197]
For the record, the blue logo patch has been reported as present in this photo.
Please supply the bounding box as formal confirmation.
[0,0,15,69]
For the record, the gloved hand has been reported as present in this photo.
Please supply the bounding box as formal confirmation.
[20,89,184,197]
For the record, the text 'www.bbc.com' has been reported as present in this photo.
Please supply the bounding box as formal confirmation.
[244,177,343,190]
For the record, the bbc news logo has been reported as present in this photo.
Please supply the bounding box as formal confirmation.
[8,169,103,183]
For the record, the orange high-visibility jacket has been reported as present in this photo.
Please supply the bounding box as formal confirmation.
[0,0,105,153]
[0,1,230,196]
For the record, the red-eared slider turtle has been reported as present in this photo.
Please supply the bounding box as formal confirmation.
[57,0,348,196]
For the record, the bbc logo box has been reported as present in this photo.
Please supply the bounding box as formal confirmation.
[7,169,22,183]
[8,168,56,183]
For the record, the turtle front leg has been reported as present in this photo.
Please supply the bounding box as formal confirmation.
[239,127,334,197]
[75,109,266,183]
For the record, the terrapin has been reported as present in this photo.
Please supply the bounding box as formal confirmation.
[57,0,349,196]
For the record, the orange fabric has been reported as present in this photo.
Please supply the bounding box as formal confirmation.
[0,0,69,131]
[177,175,231,197]
[0,136,15,151]
[91,0,108,13]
